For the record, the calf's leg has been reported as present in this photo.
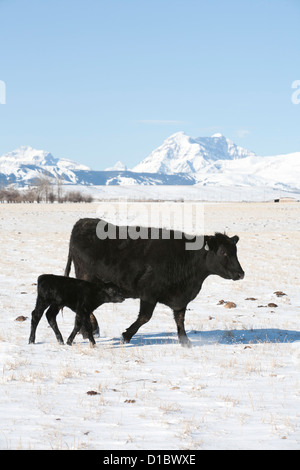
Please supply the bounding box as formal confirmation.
[122,300,156,344]
[173,307,192,348]
[45,304,64,344]
[67,313,82,345]
[67,312,96,347]
[29,298,48,344]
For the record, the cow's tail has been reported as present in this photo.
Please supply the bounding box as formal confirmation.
[61,249,72,316]
[64,249,72,277]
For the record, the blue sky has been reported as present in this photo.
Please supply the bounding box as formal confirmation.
[0,0,299,169]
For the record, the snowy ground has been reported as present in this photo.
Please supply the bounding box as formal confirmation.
[0,201,300,450]
[63,182,300,203]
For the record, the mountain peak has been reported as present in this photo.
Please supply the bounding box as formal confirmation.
[105,160,127,171]
[0,145,58,167]
[0,146,90,185]
[132,132,256,174]
[168,131,187,138]
[211,132,224,138]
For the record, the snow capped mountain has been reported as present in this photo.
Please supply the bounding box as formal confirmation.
[0,134,299,195]
[132,132,256,175]
[207,151,300,192]
[0,145,90,173]
[0,144,196,187]
[105,161,127,171]
[130,131,299,193]
[0,146,90,185]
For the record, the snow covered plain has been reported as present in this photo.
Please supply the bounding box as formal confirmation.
[1,201,300,450]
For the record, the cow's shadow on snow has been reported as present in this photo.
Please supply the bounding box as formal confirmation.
[109,328,300,348]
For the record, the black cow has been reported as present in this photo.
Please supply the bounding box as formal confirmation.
[64,218,244,347]
[29,274,124,346]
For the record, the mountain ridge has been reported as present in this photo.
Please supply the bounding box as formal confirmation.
[0,134,299,193]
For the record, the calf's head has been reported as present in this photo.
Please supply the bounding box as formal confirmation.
[102,282,125,303]
[204,233,244,281]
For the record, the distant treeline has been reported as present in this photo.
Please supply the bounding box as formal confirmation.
[0,173,94,203]
[0,188,93,203]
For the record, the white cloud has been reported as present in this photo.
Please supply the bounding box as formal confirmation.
[138,119,188,125]
[235,129,250,138]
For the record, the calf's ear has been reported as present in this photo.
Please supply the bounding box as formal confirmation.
[231,235,239,244]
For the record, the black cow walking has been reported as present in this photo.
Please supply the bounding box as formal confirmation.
[29,274,124,346]
[64,218,244,347]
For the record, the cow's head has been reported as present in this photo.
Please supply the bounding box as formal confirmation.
[204,233,244,281]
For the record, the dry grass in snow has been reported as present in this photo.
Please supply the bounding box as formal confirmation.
[0,201,300,449]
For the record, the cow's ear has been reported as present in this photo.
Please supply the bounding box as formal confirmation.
[204,236,215,251]
[231,235,239,244]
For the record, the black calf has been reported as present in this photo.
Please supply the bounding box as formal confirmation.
[29,274,124,346]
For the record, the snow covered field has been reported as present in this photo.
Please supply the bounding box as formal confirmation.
[1,201,300,450]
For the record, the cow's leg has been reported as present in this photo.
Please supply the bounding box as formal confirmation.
[83,315,96,347]
[45,304,64,344]
[29,298,48,344]
[173,307,192,348]
[122,300,156,344]
[82,314,96,347]
[67,312,96,347]
[74,269,100,338]
[79,313,100,339]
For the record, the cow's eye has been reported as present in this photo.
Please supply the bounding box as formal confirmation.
[220,249,227,257]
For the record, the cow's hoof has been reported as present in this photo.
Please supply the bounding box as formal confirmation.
[93,328,100,338]
[180,339,193,348]
[121,333,131,344]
